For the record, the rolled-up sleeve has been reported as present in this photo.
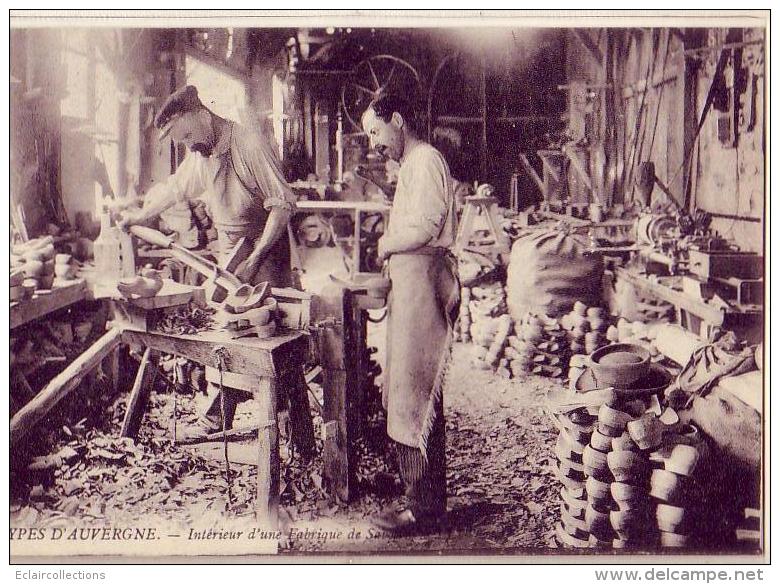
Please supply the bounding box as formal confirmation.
[141,151,209,210]
[234,127,297,212]
[164,152,209,203]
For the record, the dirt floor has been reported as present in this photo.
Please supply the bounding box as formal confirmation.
[10,341,564,557]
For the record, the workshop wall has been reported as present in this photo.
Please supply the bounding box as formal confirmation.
[692,29,765,253]
[10,29,68,238]
[565,28,764,254]
[565,29,687,208]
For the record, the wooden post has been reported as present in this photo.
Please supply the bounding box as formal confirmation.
[479,56,488,182]
[10,327,123,445]
[682,30,704,211]
[256,377,279,529]
[120,347,157,439]
[282,368,317,458]
[322,369,350,502]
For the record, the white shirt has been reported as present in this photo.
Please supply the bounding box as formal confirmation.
[387,142,457,249]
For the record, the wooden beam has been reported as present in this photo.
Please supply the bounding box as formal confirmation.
[120,329,305,380]
[10,327,123,445]
[518,153,546,194]
[255,377,279,528]
[120,347,157,439]
[574,29,604,64]
[682,31,705,211]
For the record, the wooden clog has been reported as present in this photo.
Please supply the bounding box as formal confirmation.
[590,430,614,453]
[656,503,690,534]
[650,443,702,477]
[583,445,609,472]
[599,404,635,429]
[24,260,44,278]
[627,413,664,450]
[586,504,614,540]
[659,531,689,548]
[54,263,73,279]
[612,432,641,452]
[557,471,586,492]
[561,502,588,528]
[224,281,271,314]
[611,508,648,539]
[558,459,586,481]
[589,534,613,549]
[117,271,164,299]
[607,450,650,483]
[585,476,612,503]
[556,436,584,464]
[610,481,648,510]
[650,468,686,504]
[555,522,590,548]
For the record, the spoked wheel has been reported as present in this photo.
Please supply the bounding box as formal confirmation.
[341,54,422,131]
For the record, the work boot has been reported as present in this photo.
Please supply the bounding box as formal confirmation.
[370,498,446,535]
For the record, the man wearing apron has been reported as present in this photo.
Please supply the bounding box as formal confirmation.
[361,95,460,533]
[120,85,313,453]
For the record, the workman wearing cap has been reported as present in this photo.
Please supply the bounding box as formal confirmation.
[120,85,313,451]
[361,94,460,534]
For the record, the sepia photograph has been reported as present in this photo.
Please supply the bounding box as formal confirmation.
[7,10,768,562]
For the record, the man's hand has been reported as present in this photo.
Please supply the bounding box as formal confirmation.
[377,235,392,262]
[117,208,144,232]
[234,254,263,284]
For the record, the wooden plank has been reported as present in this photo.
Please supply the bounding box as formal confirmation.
[574,29,604,64]
[10,280,89,330]
[255,377,279,528]
[125,281,205,310]
[518,153,546,195]
[295,200,390,213]
[120,347,157,439]
[10,327,123,445]
[616,268,725,325]
[120,329,305,380]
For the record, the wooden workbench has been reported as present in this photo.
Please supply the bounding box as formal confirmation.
[10,279,90,330]
[615,267,763,341]
[120,326,307,528]
[10,275,308,529]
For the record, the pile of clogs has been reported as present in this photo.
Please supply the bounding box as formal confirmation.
[553,389,706,550]
[554,405,595,548]
[507,312,570,379]
[10,236,59,301]
[560,301,610,356]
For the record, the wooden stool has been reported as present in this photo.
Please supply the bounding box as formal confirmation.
[453,195,510,256]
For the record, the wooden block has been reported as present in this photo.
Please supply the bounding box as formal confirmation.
[205,366,261,391]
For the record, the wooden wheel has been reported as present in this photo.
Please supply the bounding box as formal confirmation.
[341,54,421,131]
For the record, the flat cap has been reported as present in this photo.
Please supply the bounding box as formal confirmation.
[155,85,203,139]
